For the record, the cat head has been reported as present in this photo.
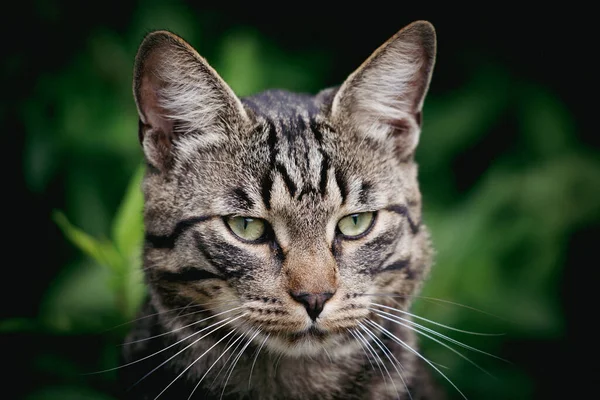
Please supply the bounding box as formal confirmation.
[133,21,436,357]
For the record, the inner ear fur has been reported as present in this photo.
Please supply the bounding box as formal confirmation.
[330,21,436,158]
[133,30,248,171]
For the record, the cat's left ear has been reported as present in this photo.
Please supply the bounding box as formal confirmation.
[330,21,436,158]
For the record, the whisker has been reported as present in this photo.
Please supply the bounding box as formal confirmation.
[371,302,504,336]
[122,306,244,345]
[131,313,247,390]
[348,329,376,372]
[170,299,241,320]
[248,333,269,390]
[352,327,387,384]
[366,319,468,400]
[210,328,253,389]
[153,323,242,400]
[220,328,261,400]
[365,293,508,321]
[371,308,508,364]
[84,316,237,375]
[322,345,334,364]
[358,322,409,400]
[273,351,284,376]
[186,332,247,400]
[372,311,498,379]
[100,300,230,333]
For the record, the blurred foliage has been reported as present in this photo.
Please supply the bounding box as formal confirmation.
[8,1,600,399]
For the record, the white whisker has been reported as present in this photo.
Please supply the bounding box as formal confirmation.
[186,332,247,400]
[273,352,284,376]
[371,302,504,336]
[132,313,246,389]
[353,327,388,384]
[371,308,508,364]
[348,329,376,372]
[358,322,410,400]
[372,311,496,378]
[220,328,261,400]
[122,306,243,345]
[154,324,242,400]
[366,318,468,400]
[210,329,250,389]
[322,345,334,364]
[101,300,231,333]
[85,316,236,375]
[248,333,269,390]
[366,293,508,321]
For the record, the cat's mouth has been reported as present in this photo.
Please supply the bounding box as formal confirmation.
[286,325,328,342]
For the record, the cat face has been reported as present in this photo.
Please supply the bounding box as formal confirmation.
[134,22,436,357]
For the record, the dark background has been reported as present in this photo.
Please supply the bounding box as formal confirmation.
[3,1,596,399]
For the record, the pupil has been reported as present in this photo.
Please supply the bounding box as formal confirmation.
[352,215,359,225]
[243,218,249,230]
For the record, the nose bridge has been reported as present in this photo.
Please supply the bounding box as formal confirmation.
[283,241,338,294]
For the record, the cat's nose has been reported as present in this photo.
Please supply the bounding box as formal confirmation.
[289,291,335,321]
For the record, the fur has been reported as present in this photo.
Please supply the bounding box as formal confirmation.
[121,21,444,400]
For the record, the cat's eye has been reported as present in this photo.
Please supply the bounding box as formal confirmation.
[337,212,375,239]
[225,216,267,242]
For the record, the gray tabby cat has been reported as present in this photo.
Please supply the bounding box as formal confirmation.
[120,20,444,400]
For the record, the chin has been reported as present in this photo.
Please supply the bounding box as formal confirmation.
[261,325,359,358]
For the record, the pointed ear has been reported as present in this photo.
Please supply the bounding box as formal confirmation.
[330,21,436,158]
[133,30,249,171]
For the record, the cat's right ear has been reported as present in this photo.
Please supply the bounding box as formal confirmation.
[133,31,249,171]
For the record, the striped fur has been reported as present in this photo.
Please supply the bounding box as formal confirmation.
[122,21,443,400]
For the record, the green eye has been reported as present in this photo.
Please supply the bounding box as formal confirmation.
[337,212,375,238]
[226,216,266,242]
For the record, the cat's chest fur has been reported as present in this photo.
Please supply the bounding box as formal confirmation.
[122,20,443,400]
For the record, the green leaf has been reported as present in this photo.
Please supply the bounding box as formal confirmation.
[39,260,120,333]
[53,210,107,265]
[111,164,145,258]
[53,210,122,274]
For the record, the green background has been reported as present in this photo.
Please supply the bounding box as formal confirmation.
[4,2,597,399]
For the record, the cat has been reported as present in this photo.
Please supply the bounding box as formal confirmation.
[120,20,444,400]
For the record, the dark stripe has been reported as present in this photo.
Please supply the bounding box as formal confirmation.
[358,181,372,205]
[261,172,273,209]
[319,151,329,195]
[371,229,404,274]
[231,188,254,210]
[297,187,318,201]
[310,119,323,145]
[267,122,278,152]
[334,169,348,205]
[296,115,307,132]
[270,240,285,264]
[194,232,249,279]
[137,119,144,143]
[381,259,410,273]
[276,163,297,197]
[262,122,278,209]
[145,216,212,249]
[155,267,223,282]
[145,161,160,175]
[357,227,401,275]
[385,204,420,234]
